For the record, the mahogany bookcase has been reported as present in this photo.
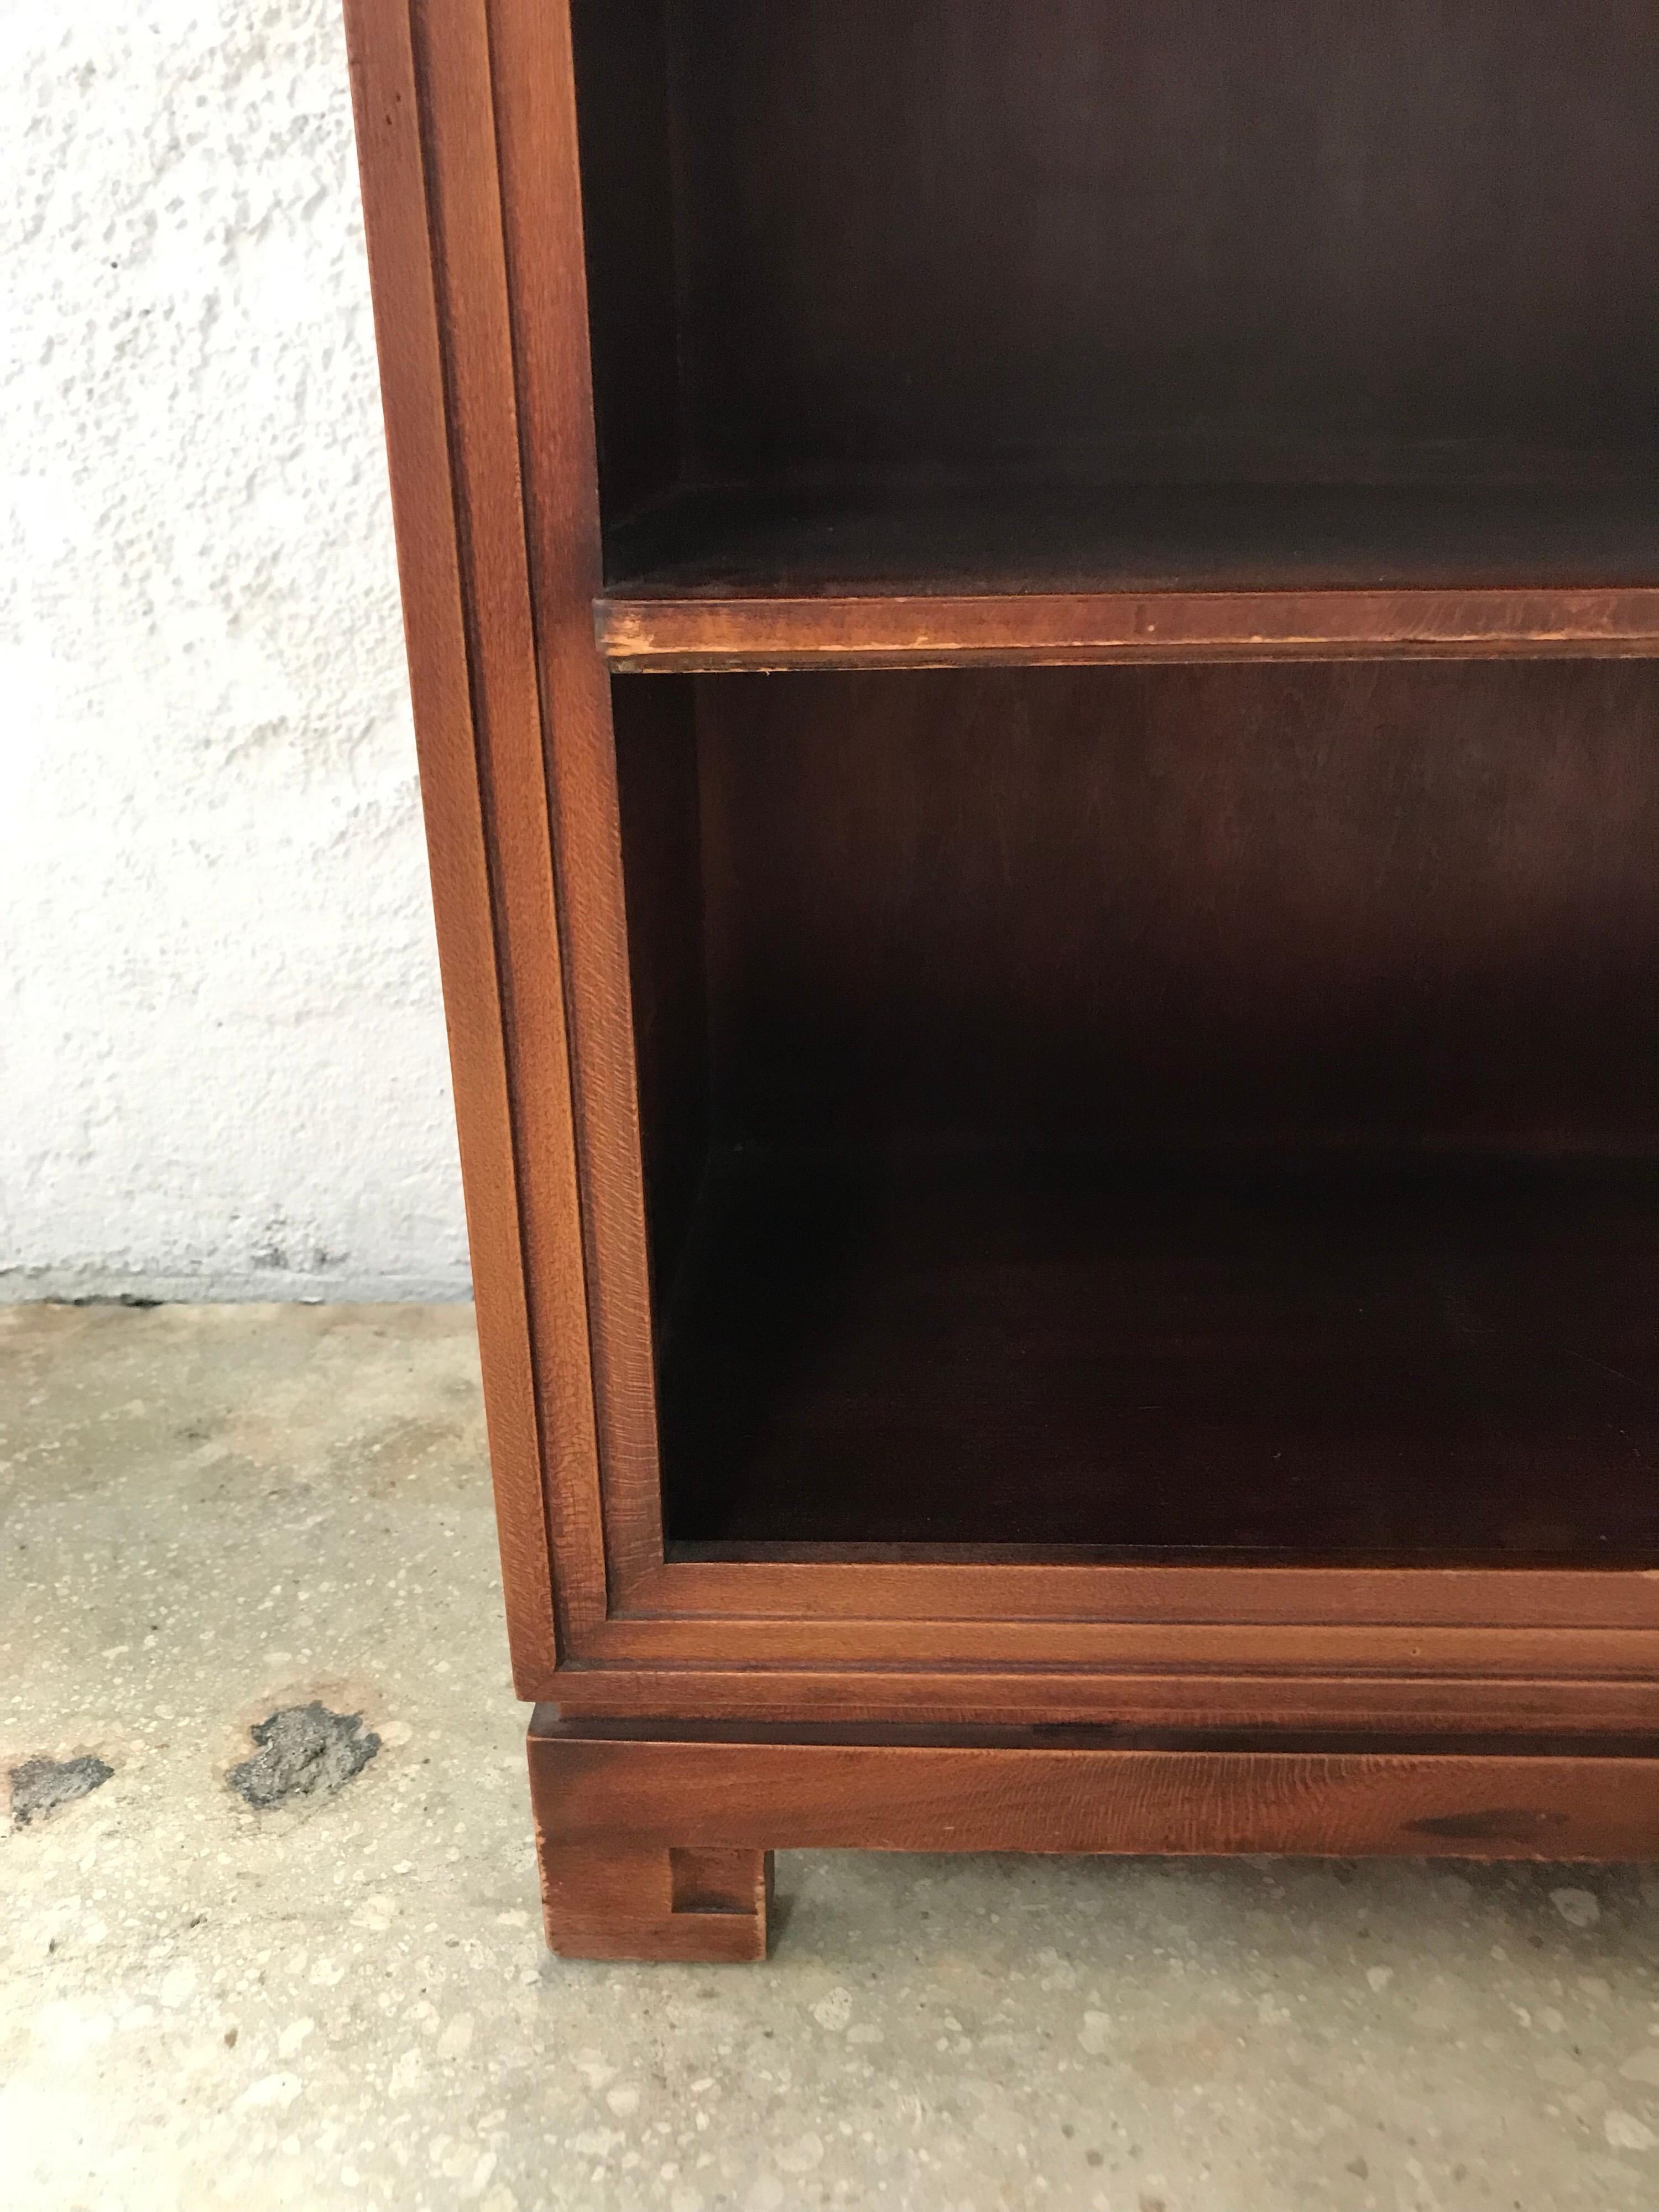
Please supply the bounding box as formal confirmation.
[345,0,1659,1959]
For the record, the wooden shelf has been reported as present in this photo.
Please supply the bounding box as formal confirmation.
[596,482,1659,671]
[602,476,1659,664]
[659,1147,1659,1560]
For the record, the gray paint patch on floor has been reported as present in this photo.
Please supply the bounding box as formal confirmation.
[227,1702,380,1808]
[8,1753,113,1827]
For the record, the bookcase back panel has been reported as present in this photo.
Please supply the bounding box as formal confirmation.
[651,661,1659,1155]
[619,660,1659,1556]
[585,12,1659,1563]
[575,0,1659,509]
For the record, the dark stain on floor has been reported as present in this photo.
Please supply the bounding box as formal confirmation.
[10,1752,114,1827]
[227,1702,380,1808]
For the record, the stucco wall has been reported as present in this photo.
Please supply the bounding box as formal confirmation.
[1,2,472,1301]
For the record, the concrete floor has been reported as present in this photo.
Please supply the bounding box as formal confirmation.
[4,1306,1659,2212]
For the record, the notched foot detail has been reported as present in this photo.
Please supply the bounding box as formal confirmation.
[671,1845,773,1923]
[536,1837,772,1962]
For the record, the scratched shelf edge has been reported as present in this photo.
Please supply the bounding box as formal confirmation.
[595,588,1659,673]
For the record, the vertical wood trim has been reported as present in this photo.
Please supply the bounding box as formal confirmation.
[487,0,668,1594]
[345,0,608,1672]
[342,0,558,1683]
[406,0,611,1646]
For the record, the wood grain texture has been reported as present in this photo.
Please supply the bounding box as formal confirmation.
[567,0,679,529]
[596,487,1659,672]
[406,0,611,1646]
[621,664,1659,1591]
[688,664,1659,1149]
[343,0,563,1685]
[650,1,1659,485]
[349,0,670,1659]
[578,0,1659,653]
[597,586,1659,673]
[612,678,707,1310]
[544,1665,1659,1736]
[488,0,666,1598]
[349,0,1659,1892]
[603,485,1659,601]
[534,1827,771,1961]
[529,1715,1659,1960]
[653,1150,1659,1557]
[578,1617,1659,1677]
[623,1558,1659,1629]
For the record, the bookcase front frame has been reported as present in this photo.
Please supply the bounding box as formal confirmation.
[344,0,1659,1748]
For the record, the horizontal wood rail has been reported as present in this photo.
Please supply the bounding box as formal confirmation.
[595,587,1659,674]
[529,1715,1659,1954]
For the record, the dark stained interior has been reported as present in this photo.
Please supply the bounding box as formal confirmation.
[614,664,1659,1558]
[573,0,1659,597]
[587,3,1659,1558]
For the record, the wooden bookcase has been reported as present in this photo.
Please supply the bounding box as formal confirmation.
[345,0,1659,1959]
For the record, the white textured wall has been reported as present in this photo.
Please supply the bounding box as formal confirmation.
[1,2,471,1301]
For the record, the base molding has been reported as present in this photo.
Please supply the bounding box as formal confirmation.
[527,1713,1659,1960]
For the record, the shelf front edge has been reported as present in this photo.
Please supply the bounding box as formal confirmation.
[594,588,1659,672]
